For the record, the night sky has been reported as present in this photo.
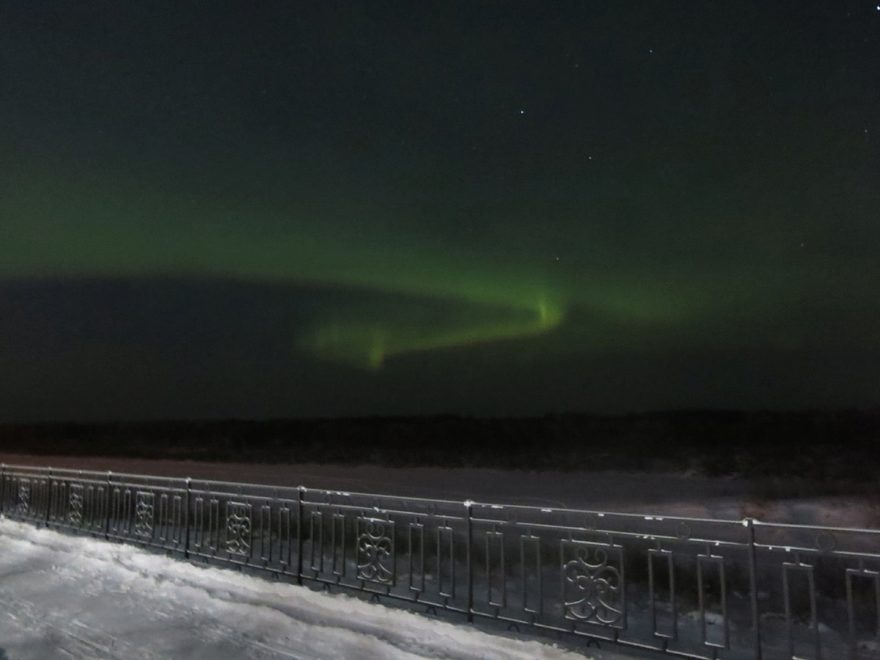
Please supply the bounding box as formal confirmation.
[1,2,879,421]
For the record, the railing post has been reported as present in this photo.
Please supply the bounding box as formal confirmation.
[296,486,305,585]
[44,468,53,526]
[184,477,192,558]
[745,517,762,659]
[0,463,6,516]
[104,471,112,540]
[296,486,306,584]
[465,500,474,623]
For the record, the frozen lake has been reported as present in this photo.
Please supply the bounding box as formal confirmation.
[1,453,874,528]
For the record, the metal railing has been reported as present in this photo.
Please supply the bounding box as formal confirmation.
[0,463,878,659]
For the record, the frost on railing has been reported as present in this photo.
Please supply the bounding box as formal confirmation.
[1,463,879,660]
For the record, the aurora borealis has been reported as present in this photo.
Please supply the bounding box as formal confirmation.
[1,2,879,420]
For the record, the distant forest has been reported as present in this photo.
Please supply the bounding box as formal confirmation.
[0,411,877,483]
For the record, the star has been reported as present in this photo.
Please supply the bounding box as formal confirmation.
[519,109,526,115]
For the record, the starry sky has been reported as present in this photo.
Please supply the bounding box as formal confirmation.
[1,1,878,421]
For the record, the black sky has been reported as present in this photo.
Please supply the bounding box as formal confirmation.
[1,1,878,421]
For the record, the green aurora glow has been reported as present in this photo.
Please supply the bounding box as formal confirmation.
[0,163,625,368]
[1,2,878,416]
[2,143,876,370]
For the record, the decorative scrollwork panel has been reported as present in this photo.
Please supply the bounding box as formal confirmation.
[134,491,155,539]
[561,539,626,628]
[357,517,395,586]
[16,480,31,517]
[68,484,84,525]
[225,502,252,557]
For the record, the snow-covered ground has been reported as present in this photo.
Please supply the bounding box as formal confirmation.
[0,519,632,660]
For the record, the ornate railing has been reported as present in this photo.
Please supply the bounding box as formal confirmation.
[0,463,878,659]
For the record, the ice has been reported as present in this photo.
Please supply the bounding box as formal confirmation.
[0,519,618,660]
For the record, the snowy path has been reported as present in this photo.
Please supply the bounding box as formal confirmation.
[0,519,622,659]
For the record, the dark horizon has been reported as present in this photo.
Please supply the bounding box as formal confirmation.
[2,2,879,421]
[3,405,880,429]
[3,409,878,485]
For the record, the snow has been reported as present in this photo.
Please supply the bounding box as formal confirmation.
[0,519,621,660]
[3,453,876,528]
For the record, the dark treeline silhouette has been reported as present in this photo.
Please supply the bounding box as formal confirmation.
[0,410,877,482]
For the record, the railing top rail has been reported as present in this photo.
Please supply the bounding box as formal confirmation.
[468,499,748,525]
[187,477,299,493]
[2,463,878,533]
[187,479,467,508]
[752,518,880,535]
[299,486,464,507]
[1,464,183,483]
